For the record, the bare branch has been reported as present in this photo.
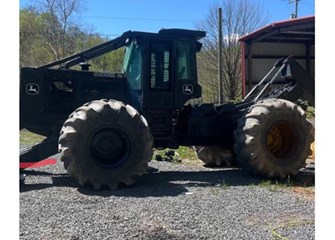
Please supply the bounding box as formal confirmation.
[196,0,269,101]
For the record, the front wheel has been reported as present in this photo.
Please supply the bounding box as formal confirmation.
[59,99,153,189]
[233,99,314,178]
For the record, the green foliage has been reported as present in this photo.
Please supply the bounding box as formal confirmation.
[296,99,315,119]
[20,3,124,72]
[20,8,55,66]
[90,47,125,72]
[306,106,315,119]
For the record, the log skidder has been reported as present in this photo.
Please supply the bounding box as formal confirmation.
[233,98,314,178]
[20,29,315,189]
[59,99,153,189]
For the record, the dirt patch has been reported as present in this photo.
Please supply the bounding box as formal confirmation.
[290,186,315,200]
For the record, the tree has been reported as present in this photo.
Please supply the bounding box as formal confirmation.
[20,0,85,66]
[35,0,85,60]
[20,0,124,71]
[20,8,55,66]
[77,34,124,72]
[197,0,268,102]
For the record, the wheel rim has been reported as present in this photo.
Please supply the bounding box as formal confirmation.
[266,121,296,158]
[90,127,130,168]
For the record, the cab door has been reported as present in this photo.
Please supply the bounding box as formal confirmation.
[142,40,174,109]
[174,40,201,108]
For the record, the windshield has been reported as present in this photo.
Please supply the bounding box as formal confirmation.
[122,40,142,90]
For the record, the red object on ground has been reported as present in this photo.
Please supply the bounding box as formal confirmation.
[20,158,57,169]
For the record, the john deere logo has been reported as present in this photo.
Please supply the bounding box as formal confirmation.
[26,83,39,95]
[183,84,193,95]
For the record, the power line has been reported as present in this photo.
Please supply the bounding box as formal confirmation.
[300,2,315,6]
[20,31,120,37]
[82,15,194,22]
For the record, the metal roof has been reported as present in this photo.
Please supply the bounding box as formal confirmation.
[239,15,315,44]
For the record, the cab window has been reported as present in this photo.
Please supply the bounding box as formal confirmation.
[150,42,171,90]
[122,40,142,90]
[176,41,194,81]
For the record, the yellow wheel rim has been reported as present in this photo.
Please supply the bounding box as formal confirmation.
[266,122,295,158]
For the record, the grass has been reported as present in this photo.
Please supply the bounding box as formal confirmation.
[258,176,298,192]
[219,180,230,189]
[20,129,45,145]
[174,146,198,160]
[153,146,199,163]
[257,176,315,199]
[258,180,284,192]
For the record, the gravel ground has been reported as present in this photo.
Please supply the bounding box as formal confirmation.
[20,155,315,240]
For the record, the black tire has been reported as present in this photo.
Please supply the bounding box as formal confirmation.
[233,98,314,178]
[59,99,153,189]
[194,146,234,167]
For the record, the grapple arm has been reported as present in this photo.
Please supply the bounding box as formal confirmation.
[243,56,315,107]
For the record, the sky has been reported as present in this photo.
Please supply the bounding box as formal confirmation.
[19,0,315,37]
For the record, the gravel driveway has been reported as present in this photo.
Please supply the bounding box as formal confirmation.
[20,155,314,240]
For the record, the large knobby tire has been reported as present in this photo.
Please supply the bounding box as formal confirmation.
[233,98,314,178]
[58,99,153,190]
[194,146,234,167]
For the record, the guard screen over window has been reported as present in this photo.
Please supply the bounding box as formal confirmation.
[150,42,170,90]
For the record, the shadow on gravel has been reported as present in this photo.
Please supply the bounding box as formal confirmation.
[20,170,77,193]
[78,167,314,198]
[20,167,314,197]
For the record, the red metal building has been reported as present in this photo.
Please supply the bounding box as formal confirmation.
[239,16,315,96]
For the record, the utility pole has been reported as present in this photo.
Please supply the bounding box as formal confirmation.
[218,7,223,104]
[289,0,300,18]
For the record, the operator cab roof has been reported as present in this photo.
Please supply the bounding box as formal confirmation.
[125,28,206,41]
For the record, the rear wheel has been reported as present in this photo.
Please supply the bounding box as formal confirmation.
[59,99,153,189]
[234,98,314,178]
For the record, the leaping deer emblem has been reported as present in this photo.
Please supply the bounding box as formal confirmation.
[26,84,39,95]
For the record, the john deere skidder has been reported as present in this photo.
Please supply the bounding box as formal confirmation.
[20,29,314,189]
